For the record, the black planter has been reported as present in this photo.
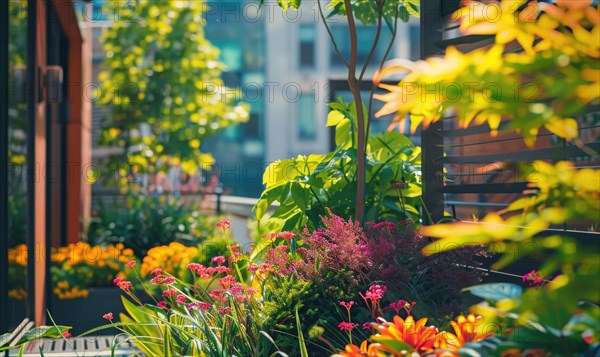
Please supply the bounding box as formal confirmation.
[48,287,134,335]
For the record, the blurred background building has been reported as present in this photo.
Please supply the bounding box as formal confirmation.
[88,0,420,197]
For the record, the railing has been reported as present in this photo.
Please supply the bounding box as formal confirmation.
[91,187,264,244]
[419,0,599,283]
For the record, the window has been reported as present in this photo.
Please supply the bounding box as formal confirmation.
[299,24,315,68]
[409,24,420,60]
[297,92,316,140]
[330,25,392,68]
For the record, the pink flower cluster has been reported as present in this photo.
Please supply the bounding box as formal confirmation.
[113,276,133,291]
[211,256,226,265]
[186,262,231,279]
[364,284,387,300]
[523,270,545,286]
[338,322,358,331]
[359,284,387,318]
[340,301,355,313]
[387,299,416,316]
[262,213,372,282]
[216,220,231,230]
[263,231,296,241]
[150,275,176,285]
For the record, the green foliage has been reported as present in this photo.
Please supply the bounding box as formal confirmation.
[422,161,600,354]
[326,0,419,26]
[86,192,219,257]
[98,0,248,175]
[262,271,358,356]
[0,325,71,352]
[195,236,236,267]
[255,98,422,232]
[461,283,599,356]
[375,0,599,146]
[271,0,418,26]
[114,260,279,356]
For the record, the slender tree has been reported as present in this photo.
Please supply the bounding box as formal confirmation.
[99,0,248,176]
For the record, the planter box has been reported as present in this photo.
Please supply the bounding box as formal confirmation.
[48,287,135,336]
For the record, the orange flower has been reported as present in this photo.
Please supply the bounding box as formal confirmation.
[435,314,492,350]
[338,340,385,357]
[372,315,438,353]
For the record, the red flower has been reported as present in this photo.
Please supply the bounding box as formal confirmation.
[276,231,296,241]
[523,270,545,286]
[163,288,177,298]
[62,331,72,338]
[340,301,355,313]
[216,220,232,230]
[218,275,237,289]
[125,260,136,268]
[116,280,133,291]
[157,301,169,310]
[262,233,277,240]
[150,268,163,276]
[102,312,113,321]
[162,277,175,285]
[361,284,387,301]
[176,294,187,304]
[187,263,202,272]
[338,322,358,331]
[213,266,231,274]
[211,256,226,265]
[218,307,232,315]
[198,302,211,311]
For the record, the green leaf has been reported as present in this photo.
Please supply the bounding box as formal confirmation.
[291,183,309,211]
[277,0,301,11]
[15,326,70,346]
[401,183,422,198]
[282,211,303,231]
[295,305,309,357]
[405,0,420,17]
[162,325,172,357]
[398,4,410,22]
[335,119,352,148]
[327,110,346,127]
[0,333,13,348]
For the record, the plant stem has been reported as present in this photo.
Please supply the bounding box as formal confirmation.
[358,1,384,83]
[344,0,366,226]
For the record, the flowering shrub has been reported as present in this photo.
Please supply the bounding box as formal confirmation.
[7,244,27,300]
[364,222,488,319]
[140,242,200,281]
[8,243,135,300]
[87,192,223,257]
[105,225,277,356]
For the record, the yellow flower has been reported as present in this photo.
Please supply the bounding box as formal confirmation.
[435,314,491,350]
